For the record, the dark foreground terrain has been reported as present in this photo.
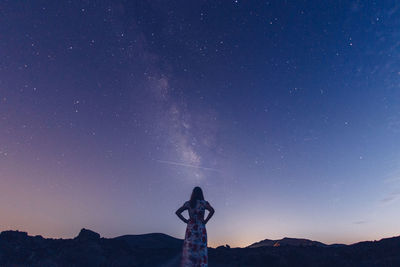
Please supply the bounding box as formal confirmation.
[0,228,399,266]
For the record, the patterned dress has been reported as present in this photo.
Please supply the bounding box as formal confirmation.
[180,200,209,267]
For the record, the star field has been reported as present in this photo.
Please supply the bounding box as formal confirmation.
[1,0,400,247]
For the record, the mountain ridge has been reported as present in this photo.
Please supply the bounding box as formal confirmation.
[248,237,335,248]
[1,228,400,266]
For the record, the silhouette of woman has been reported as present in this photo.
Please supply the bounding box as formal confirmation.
[176,186,215,267]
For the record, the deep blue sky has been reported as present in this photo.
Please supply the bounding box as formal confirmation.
[1,0,400,247]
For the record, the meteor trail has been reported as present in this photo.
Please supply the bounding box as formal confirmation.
[155,159,220,172]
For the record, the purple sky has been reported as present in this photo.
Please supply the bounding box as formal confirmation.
[1,1,400,247]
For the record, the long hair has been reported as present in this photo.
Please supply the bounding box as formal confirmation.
[190,186,204,208]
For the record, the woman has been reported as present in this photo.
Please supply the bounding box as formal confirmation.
[176,187,215,267]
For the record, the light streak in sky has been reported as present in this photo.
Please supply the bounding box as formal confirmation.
[155,159,220,172]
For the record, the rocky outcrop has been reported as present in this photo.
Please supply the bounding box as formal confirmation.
[75,228,101,241]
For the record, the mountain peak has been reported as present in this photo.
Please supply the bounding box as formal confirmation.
[247,237,327,248]
[75,228,100,241]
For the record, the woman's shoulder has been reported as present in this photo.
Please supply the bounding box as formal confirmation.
[202,200,212,207]
[200,200,209,205]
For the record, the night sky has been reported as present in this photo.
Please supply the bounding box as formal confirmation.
[1,0,400,248]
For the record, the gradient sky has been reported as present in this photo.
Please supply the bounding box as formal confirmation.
[1,0,400,248]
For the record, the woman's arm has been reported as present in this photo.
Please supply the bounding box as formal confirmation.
[204,201,215,224]
[175,203,189,224]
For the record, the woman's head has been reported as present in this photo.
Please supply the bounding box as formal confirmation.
[190,186,204,208]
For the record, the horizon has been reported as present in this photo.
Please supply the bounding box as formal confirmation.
[1,0,400,249]
[1,226,398,249]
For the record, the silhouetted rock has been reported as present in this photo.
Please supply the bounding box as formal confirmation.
[0,230,28,241]
[75,228,101,241]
